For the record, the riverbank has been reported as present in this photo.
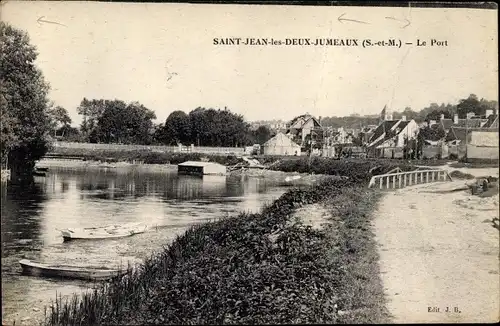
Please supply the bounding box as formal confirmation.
[42,176,389,325]
[48,147,245,166]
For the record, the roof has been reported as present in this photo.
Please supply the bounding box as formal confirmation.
[264,132,301,148]
[445,127,469,142]
[369,120,399,144]
[395,120,410,131]
[178,161,224,167]
[367,119,416,148]
[483,115,499,128]
[440,119,454,130]
[288,115,322,130]
[455,118,487,128]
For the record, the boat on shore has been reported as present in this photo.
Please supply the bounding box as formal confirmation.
[19,259,128,281]
[59,223,148,241]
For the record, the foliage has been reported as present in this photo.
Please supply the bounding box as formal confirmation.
[154,107,253,147]
[318,94,497,130]
[251,125,273,145]
[77,98,156,144]
[157,110,191,145]
[456,94,497,118]
[56,125,81,142]
[419,125,446,141]
[270,157,415,183]
[43,179,389,325]
[0,22,53,172]
[47,105,72,136]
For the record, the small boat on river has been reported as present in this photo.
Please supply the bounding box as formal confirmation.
[59,223,148,241]
[19,259,128,281]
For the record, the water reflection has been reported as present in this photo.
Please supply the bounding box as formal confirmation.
[1,180,47,260]
[1,166,286,323]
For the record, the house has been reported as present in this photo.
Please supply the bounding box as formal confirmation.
[445,126,469,145]
[359,125,377,145]
[286,114,323,147]
[467,128,499,161]
[367,117,419,158]
[482,114,499,129]
[331,127,348,144]
[263,132,301,156]
[438,113,489,135]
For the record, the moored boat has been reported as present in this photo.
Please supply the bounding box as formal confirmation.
[19,259,128,281]
[59,223,148,241]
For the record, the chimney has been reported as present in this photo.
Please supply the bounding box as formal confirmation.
[440,113,445,120]
[453,114,459,124]
[401,115,407,121]
[485,109,493,118]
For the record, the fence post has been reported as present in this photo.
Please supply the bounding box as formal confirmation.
[379,177,383,189]
[398,175,402,188]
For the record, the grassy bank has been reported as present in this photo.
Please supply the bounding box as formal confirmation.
[269,156,416,182]
[43,176,389,325]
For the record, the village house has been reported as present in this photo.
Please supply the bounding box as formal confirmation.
[285,113,323,148]
[262,132,301,156]
[359,125,378,145]
[438,110,498,160]
[466,119,499,161]
[366,113,419,159]
[435,111,491,135]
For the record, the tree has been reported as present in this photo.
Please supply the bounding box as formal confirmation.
[90,100,156,144]
[47,105,72,137]
[252,125,272,145]
[77,98,106,140]
[159,110,191,145]
[425,109,451,122]
[57,125,81,142]
[419,125,446,141]
[187,107,252,147]
[456,94,480,118]
[1,22,53,175]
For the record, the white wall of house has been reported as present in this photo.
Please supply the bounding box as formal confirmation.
[469,130,499,147]
[300,119,318,143]
[394,120,419,147]
[467,130,499,160]
[377,119,419,148]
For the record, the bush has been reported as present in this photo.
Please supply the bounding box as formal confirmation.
[449,170,475,180]
[270,157,415,183]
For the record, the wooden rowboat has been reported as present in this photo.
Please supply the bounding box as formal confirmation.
[19,259,128,281]
[60,223,148,241]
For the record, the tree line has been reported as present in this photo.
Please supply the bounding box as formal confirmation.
[320,95,498,129]
[58,104,273,147]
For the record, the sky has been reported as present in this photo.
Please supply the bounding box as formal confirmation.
[2,2,498,126]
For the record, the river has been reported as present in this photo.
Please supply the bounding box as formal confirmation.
[1,165,289,325]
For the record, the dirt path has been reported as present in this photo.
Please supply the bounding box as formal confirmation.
[374,178,499,323]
